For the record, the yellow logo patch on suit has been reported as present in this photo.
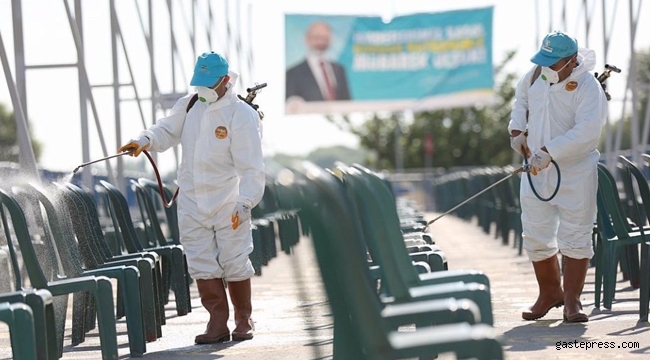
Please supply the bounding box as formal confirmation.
[215,126,228,139]
[565,81,578,91]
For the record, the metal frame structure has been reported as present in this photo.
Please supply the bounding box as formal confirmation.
[0,30,38,179]
[1,0,254,190]
[3,0,648,187]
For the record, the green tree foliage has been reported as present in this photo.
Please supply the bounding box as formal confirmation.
[328,51,521,170]
[267,145,373,172]
[0,103,42,163]
[305,145,374,169]
[344,114,400,170]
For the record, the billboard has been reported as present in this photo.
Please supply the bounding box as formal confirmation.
[284,7,494,115]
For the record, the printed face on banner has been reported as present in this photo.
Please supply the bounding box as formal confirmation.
[284,7,495,115]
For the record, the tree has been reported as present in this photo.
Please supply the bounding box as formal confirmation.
[306,145,374,169]
[266,145,373,173]
[0,103,42,163]
[328,50,521,170]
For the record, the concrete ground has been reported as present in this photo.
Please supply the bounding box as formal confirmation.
[431,214,650,360]
[2,212,649,359]
[0,237,333,360]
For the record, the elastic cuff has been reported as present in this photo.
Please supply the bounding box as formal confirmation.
[524,248,558,262]
[559,247,594,260]
[237,198,253,209]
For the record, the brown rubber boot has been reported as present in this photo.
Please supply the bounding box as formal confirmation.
[522,255,564,320]
[195,278,231,344]
[228,279,254,341]
[563,257,590,322]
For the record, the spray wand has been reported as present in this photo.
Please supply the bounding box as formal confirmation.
[424,165,532,229]
[72,149,178,208]
[72,152,132,174]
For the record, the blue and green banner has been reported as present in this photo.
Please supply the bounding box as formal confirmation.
[284,7,494,114]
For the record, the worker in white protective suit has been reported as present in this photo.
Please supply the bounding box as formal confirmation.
[119,52,265,343]
[508,31,607,323]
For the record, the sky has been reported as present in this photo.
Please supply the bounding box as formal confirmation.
[0,0,648,174]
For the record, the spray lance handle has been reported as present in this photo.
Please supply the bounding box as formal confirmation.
[595,64,621,101]
[238,82,267,120]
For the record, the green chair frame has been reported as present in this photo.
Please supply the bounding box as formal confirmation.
[97,180,190,317]
[281,166,503,360]
[0,289,58,360]
[615,157,650,320]
[14,182,147,356]
[0,301,38,360]
[130,180,192,310]
[339,165,494,325]
[137,178,180,245]
[0,188,119,360]
[54,182,162,342]
[594,163,650,318]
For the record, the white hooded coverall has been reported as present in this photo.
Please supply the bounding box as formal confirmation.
[140,74,265,281]
[508,48,608,262]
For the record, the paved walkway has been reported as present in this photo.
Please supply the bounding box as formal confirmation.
[2,212,650,359]
[0,237,333,360]
[429,213,650,360]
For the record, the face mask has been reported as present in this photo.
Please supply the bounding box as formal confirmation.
[540,58,573,83]
[197,87,218,103]
[197,77,227,103]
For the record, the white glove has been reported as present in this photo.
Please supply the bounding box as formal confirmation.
[530,149,552,176]
[118,136,150,157]
[510,132,530,158]
[231,202,251,230]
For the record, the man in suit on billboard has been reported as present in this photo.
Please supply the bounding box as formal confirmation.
[285,21,351,102]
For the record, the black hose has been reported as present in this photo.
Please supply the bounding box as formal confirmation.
[142,150,179,208]
[523,153,561,202]
[72,150,179,207]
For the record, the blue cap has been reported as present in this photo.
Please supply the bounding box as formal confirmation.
[531,31,578,67]
[190,52,229,87]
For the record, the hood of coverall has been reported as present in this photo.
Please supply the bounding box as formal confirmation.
[205,70,241,110]
[569,48,596,79]
[224,70,239,93]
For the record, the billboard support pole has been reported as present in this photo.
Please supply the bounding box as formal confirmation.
[394,111,404,171]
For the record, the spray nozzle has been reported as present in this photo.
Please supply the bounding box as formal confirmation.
[72,151,133,174]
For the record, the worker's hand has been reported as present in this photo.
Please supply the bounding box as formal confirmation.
[530,149,552,176]
[118,136,150,157]
[231,202,251,230]
[510,131,530,158]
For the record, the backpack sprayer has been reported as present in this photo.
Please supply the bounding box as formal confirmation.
[425,64,621,229]
[239,82,267,120]
[595,64,621,101]
[72,83,268,207]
